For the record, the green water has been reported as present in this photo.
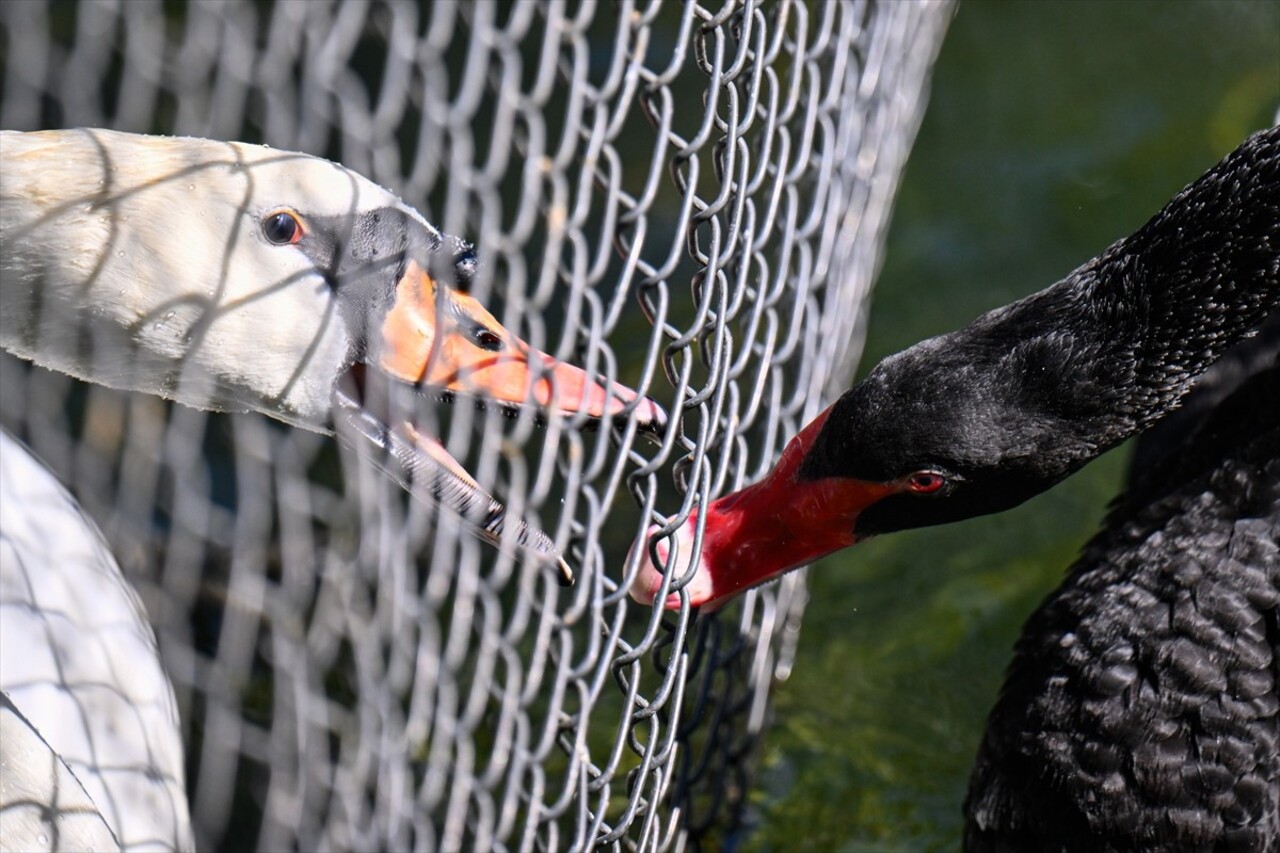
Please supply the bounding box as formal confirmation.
[748,2,1280,850]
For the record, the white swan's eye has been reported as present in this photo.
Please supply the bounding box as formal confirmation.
[262,210,303,245]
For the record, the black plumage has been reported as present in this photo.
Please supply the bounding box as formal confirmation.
[965,324,1279,852]
[813,127,1280,849]
[802,127,1279,539]
[631,126,1280,842]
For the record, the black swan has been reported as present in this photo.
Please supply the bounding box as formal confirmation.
[629,125,1279,849]
[963,314,1278,851]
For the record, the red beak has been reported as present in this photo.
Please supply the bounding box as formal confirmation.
[628,405,895,609]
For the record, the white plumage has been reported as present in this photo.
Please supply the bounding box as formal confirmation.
[0,692,123,852]
[1,128,414,428]
[0,429,192,852]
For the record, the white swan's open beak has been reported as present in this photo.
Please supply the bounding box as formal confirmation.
[337,259,667,585]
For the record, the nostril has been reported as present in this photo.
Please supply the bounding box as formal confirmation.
[626,524,671,605]
[651,532,671,565]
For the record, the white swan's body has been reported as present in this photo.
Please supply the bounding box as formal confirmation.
[0,693,123,852]
[0,430,191,852]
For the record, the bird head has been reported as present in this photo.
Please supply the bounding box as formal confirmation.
[0,128,666,577]
[626,324,1095,610]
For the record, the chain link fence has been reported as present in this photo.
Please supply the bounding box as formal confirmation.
[0,1,951,849]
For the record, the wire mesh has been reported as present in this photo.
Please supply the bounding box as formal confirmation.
[0,1,952,849]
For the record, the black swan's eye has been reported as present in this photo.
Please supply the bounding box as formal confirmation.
[907,471,947,495]
[472,327,504,352]
[262,210,303,245]
[453,249,477,290]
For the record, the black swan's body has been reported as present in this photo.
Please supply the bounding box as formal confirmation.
[965,322,1279,852]
[629,126,1279,849]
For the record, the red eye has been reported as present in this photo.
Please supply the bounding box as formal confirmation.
[262,210,303,245]
[907,471,946,495]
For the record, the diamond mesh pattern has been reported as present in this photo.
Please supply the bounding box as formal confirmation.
[0,1,951,849]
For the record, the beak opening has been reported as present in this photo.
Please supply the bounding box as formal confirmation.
[333,259,670,585]
[332,375,575,585]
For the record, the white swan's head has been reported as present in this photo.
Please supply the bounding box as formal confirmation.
[0,128,666,578]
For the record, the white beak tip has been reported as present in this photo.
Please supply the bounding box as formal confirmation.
[626,520,713,609]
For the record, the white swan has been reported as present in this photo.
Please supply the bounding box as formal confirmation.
[0,128,665,850]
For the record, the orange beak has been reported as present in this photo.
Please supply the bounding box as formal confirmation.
[336,259,667,586]
[377,260,666,428]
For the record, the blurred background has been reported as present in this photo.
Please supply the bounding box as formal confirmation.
[749,1,1280,850]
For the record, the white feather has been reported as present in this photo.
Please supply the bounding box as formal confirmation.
[0,430,192,852]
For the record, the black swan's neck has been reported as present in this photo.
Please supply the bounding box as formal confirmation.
[810,127,1280,498]
[1053,125,1279,440]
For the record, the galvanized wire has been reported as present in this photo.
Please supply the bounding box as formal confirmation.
[0,1,952,849]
